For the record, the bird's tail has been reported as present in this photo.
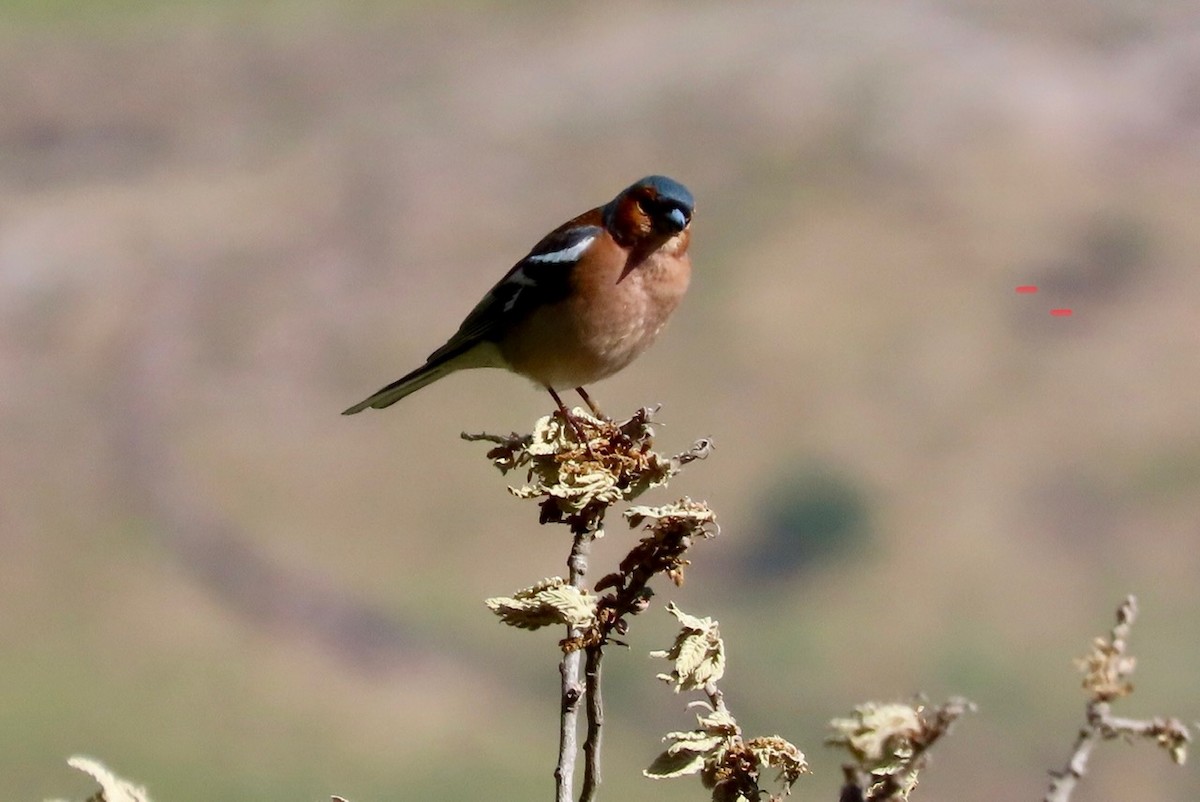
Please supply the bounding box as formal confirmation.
[341,360,459,415]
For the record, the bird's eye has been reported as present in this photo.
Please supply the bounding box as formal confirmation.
[644,198,674,220]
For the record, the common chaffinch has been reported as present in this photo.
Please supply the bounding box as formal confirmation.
[343,175,695,419]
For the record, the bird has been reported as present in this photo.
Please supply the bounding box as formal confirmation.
[342,174,695,422]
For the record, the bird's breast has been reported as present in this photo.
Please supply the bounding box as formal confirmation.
[500,247,691,390]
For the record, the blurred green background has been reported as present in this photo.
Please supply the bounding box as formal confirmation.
[3,1,1198,800]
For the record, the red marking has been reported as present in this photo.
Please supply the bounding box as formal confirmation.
[1016,285,1038,293]
[1050,308,1073,317]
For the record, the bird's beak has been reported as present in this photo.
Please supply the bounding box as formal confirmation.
[664,207,689,233]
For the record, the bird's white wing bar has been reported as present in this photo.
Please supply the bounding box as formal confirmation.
[525,234,596,264]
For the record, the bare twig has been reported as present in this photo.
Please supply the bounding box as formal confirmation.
[703,681,726,714]
[581,645,604,802]
[555,529,594,802]
[1046,725,1099,802]
[1044,595,1191,802]
[838,765,866,802]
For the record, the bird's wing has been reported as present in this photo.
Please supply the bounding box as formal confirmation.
[425,222,604,364]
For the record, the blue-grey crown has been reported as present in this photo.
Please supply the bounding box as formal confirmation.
[633,175,694,213]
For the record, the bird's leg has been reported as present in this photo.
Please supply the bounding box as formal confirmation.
[574,387,605,419]
[548,386,572,419]
[547,387,590,444]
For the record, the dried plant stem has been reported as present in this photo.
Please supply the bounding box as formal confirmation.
[555,528,594,802]
[838,766,866,802]
[555,648,582,802]
[1044,596,1191,802]
[1045,726,1100,802]
[472,411,717,802]
[703,681,726,714]
[581,645,604,802]
[1044,596,1137,802]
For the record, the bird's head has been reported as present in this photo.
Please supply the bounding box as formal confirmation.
[604,175,695,246]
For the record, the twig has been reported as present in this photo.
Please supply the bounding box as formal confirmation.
[838,765,866,802]
[591,501,715,648]
[1044,596,1136,802]
[473,410,713,802]
[555,529,594,802]
[581,645,604,802]
[703,681,727,714]
[1044,723,1098,802]
[1044,595,1191,802]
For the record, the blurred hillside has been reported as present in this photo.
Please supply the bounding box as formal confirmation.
[2,2,1199,801]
